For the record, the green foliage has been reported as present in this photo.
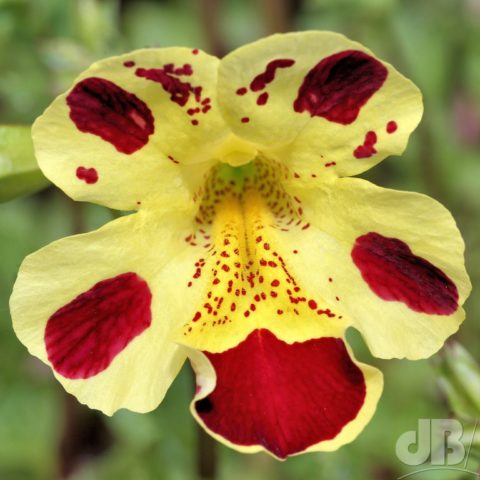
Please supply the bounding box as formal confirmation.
[0,125,49,202]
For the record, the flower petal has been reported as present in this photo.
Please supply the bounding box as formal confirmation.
[281,177,471,359]
[217,32,422,179]
[186,329,382,459]
[33,48,230,210]
[10,211,209,414]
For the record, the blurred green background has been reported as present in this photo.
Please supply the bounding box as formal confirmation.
[0,0,479,479]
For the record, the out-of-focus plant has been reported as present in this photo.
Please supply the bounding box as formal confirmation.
[435,341,480,460]
[0,125,49,202]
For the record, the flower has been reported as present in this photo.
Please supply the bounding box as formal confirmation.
[10,31,471,459]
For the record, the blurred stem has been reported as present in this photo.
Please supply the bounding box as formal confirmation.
[199,0,227,56]
[191,366,217,479]
[197,420,218,479]
[57,200,113,479]
[260,0,303,34]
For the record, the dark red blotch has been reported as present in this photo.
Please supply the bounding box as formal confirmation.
[294,50,388,125]
[67,77,154,154]
[195,329,366,459]
[352,232,459,315]
[45,272,152,379]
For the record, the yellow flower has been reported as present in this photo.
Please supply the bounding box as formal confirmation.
[10,32,471,459]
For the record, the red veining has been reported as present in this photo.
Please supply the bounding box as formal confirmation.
[45,272,152,379]
[352,232,459,315]
[293,50,387,125]
[195,329,366,458]
[67,77,155,154]
[76,166,98,184]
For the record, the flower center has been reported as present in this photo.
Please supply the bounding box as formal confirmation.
[181,159,344,352]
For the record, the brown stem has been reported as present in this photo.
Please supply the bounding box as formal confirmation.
[199,0,227,57]
[197,420,218,479]
[260,0,303,34]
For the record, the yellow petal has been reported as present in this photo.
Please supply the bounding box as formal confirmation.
[283,176,471,359]
[10,210,209,415]
[33,48,230,211]
[217,31,422,180]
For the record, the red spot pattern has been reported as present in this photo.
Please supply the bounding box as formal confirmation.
[67,77,154,154]
[45,272,152,379]
[353,131,377,159]
[235,59,295,114]
[352,232,459,315]
[76,166,98,184]
[386,120,397,133]
[135,63,210,125]
[195,329,366,458]
[241,117,250,123]
[123,60,135,68]
[294,50,387,125]
[183,160,337,335]
[250,59,296,92]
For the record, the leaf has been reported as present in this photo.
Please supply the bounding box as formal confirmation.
[436,341,480,421]
[0,125,50,202]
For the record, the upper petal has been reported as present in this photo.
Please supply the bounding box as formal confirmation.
[33,48,230,211]
[217,31,422,180]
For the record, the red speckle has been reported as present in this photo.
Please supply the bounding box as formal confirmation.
[241,117,250,123]
[195,329,366,459]
[293,50,387,125]
[308,300,317,310]
[67,77,155,154]
[353,131,377,159]
[352,232,459,315]
[257,92,269,106]
[167,155,179,164]
[192,49,199,55]
[45,273,152,379]
[386,120,397,133]
[236,87,247,96]
[135,64,207,124]
[123,60,135,68]
[76,166,98,184]
[250,59,295,92]
[271,279,280,287]
[193,311,202,322]
[324,161,336,167]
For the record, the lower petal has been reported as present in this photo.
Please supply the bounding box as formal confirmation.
[188,329,382,459]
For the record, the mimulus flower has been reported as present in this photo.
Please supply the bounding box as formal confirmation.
[10,32,471,459]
